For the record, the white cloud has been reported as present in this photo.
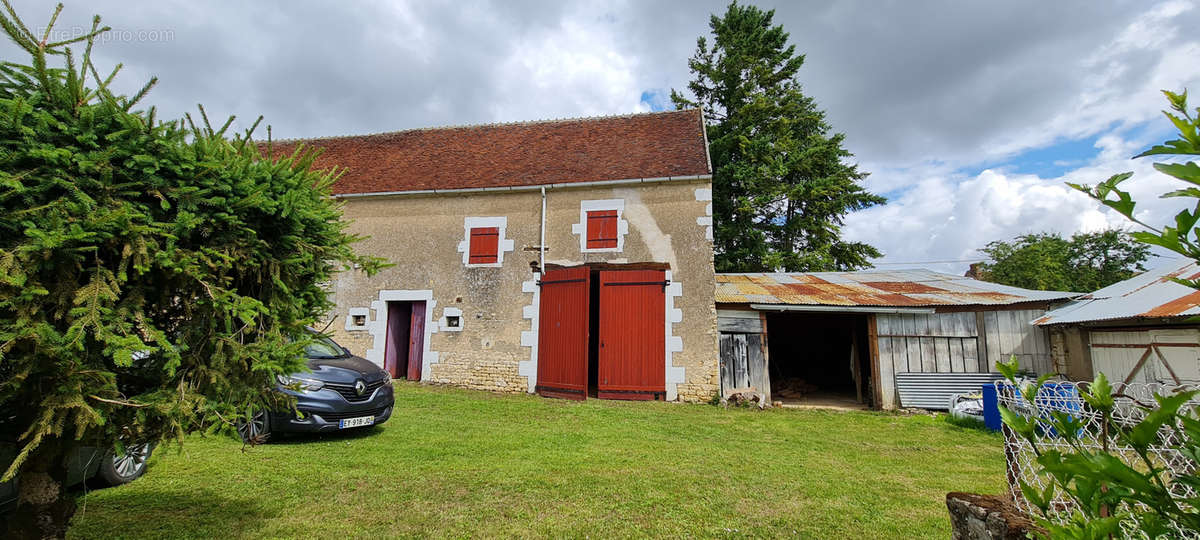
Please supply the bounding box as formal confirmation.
[493,4,647,121]
[5,0,1200,276]
[844,131,1191,274]
[841,1,1200,273]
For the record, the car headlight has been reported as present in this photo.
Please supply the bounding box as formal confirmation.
[380,370,392,384]
[276,374,324,391]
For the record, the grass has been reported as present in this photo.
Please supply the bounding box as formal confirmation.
[68,382,1006,539]
[941,412,992,432]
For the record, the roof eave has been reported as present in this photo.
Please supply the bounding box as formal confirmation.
[331,174,713,199]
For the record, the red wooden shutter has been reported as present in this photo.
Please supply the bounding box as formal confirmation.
[468,227,499,264]
[536,267,591,400]
[597,270,666,400]
[586,210,618,249]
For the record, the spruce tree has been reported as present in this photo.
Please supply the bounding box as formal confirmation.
[673,2,885,272]
[0,3,383,537]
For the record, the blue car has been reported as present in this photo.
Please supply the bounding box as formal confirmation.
[237,332,394,442]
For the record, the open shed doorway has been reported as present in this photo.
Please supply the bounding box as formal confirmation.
[765,312,872,409]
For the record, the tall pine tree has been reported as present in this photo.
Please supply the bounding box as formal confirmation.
[673,2,885,272]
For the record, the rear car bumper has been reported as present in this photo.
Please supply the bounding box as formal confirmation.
[272,382,395,433]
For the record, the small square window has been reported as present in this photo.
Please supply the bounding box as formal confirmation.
[468,227,499,264]
[586,210,618,249]
[445,315,461,328]
[345,307,371,331]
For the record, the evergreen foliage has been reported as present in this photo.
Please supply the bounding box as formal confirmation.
[975,230,1150,292]
[0,3,383,536]
[672,1,885,272]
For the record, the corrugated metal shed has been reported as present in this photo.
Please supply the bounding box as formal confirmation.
[894,372,1006,409]
[1033,262,1200,325]
[715,269,1076,307]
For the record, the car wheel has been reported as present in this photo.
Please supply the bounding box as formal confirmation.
[236,409,271,443]
[98,443,154,486]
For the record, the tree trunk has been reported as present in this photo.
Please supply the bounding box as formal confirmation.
[4,446,75,540]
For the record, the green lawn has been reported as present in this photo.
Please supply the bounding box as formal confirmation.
[69,382,1005,538]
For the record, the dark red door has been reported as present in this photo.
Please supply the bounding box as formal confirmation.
[384,302,411,378]
[407,301,425,381]
[597,270,666,400]
[536,267,591,400]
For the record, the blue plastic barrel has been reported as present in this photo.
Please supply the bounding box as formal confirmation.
[982,383,1001,431]
[1037,382,1082,437]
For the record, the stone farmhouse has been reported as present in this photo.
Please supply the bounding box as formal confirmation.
[271,110,720,402]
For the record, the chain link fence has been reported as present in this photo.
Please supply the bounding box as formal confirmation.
[995,379,1200,538]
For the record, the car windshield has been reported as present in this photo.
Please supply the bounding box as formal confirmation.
[304,334,348,359]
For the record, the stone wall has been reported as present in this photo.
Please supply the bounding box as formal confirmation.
[946,492,1042,539]
[326,179,719,402]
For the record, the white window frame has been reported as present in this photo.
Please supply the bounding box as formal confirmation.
[345,307,371,331]
[439,307,464,332]
[457,216,514,268]
[572,199,628,253]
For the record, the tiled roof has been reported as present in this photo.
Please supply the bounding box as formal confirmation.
[1033,262,1200,325]
[264,109,711,195]
[715,270,1078,307]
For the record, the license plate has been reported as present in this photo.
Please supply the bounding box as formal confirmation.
[338,416,375,429]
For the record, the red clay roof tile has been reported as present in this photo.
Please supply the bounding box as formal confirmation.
[264,109,710,195]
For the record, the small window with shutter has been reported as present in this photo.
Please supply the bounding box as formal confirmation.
[468,227,499,264]
[586,210,618,249]
[572,200,626,253]
[458,217,512,267]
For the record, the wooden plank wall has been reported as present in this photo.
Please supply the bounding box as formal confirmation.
[877,309,1053,377]
[876,312,983,376]
[979,309,1052,374]
[1088,328,1200,384]
[717,309,763,333]
[716,309,769,400]
[718,333,769,398]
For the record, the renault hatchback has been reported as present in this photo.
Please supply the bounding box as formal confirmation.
[237,332,394,442]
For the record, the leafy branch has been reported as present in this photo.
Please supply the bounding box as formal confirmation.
[1069,90,1200,288]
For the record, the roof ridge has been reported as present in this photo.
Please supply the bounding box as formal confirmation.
[264,108,701,145]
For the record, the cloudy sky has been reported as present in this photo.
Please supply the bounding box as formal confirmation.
[7,0,1200,273]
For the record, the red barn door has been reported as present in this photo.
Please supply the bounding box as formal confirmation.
[536,267,591,400]
[597,270,666,400]
[407,301,426,381]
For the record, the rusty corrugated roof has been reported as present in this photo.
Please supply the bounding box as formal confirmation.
[715,269,1077,307]
[1033,262,1200,325]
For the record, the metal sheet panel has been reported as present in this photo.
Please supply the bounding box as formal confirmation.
[894,372,1006,410]
[1035,262,1200,325]
[717,269,1077,308]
